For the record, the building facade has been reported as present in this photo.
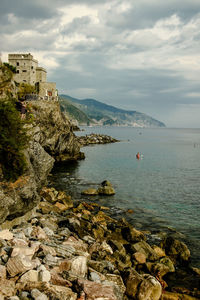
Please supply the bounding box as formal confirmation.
[8,53,58,100]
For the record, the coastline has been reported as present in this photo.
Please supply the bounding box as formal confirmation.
[0,185,199,299]
[0,131,199,299]
[49,134,200,298]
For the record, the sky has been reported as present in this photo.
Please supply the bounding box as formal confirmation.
[1,0,200,127]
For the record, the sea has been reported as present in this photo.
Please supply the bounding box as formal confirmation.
[50,127,200,267]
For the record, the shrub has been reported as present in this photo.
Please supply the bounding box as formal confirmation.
[3,62,16,73]
[18,83,36,100]
[0,96,29,181]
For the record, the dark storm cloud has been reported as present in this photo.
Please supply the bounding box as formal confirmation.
[104,0,200,30]
[1,0,200,127]
[0,0,56,20]
[0,0,107,21]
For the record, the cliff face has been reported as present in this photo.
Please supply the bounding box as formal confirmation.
[30,100,82,161]
[0,63,83,224]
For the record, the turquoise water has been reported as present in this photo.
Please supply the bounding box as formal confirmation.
[51,127,200,266]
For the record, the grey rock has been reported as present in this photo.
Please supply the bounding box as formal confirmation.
[23,227,33,238]
[19,291,30,300]
[31,289,48,300]
[43,253,59,266]
[43,226,54,236]
[38,269,51,282]
[89,271,101,283]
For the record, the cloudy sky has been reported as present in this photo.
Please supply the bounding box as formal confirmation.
[1,0,200,127]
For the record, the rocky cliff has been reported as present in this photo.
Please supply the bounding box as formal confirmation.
[0,61,83,224]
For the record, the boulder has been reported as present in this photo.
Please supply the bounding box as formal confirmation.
[133,252,146,264]
[31,288,48,300]
[77,278,122,300]
[104,274,126,295]
[121,225,145,243]
[63,236,88,253]
[11,245,38,259]
[38,270,51,282]
[101,180,113,187]
[137,274,162,300]
[131,241,159,261]
[54,202,69,212]
[6,254,34,277]
[0,265,7,279]
[98,186,115,195]
[0,229,13,240]
[0,279,16,297]
[146,257,175,278]
[40,187,58,203]
[125,269,162,300]
[125,269,143,298]
[81,188,98,195]
[50,267,72,287]
[96,180,116,195]
[70,256,88,278]
[38,201,56,214]
[160,236,190,263]
[152,245,166,258]
[19,270,39,282]
[31,226,47,240]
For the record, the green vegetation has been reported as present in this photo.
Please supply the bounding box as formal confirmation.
[3,62,16,74]
[59,97,92,125]
[18,83,36,100]
[60,94,166,127]
[0,96,29,181]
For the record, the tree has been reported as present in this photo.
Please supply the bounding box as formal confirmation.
[3,62,16,74]
[0,96,29,181]
[18,83,36,100]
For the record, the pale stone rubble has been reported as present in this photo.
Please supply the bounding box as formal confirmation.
[0,187,199,299]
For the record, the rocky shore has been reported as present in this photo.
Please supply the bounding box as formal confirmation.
[0,186,199,299]
[0,62,200,299]
[78,133,119,146]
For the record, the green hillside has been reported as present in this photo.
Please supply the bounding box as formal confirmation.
[59,94,166,128]
[59,97,92,125]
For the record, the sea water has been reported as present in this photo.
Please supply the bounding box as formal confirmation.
[51,127,200,266]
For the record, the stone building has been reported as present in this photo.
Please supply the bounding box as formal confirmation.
[8,53,58,100]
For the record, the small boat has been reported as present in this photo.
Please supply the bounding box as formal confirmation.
[136,152,140,159]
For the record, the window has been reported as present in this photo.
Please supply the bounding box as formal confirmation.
[23,80,27,82]
[22,70,27,72]
[16,62,19,66]
[16,70,19,74]
[31,66,33,69]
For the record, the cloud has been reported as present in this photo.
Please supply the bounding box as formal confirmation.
[1,0,200,127]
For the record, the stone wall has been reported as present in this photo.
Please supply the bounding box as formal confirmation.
[8,53,58,100]
[38,82,58,100]
[36,67,47,83]
[8,53,38,85]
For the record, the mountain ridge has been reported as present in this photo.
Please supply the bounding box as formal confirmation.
[59,94,166,128]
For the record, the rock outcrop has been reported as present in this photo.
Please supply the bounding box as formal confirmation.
[30,100,82,162]
[81,180,116,196]
[0,62,84,224]
[78,133,119,147]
